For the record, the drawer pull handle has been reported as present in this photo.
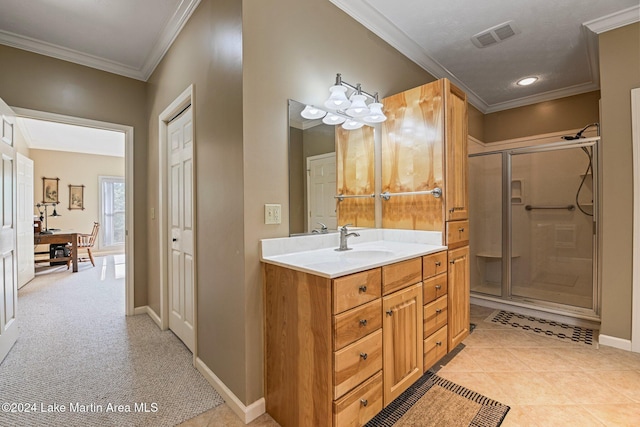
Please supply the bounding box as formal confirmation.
[459,227,465,232]
[359,319,368,326]
[435,308,442,314]
[436,341,442,346]
[358,285,367,293]
[360,399,368,407]
[386,310,393,316]
[360,352,368,360]
[435,285,442,290]
[435,261,441,267]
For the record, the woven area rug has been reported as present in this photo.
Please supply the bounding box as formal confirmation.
[366,371,509,427]
[485,310,598,347]
[0,256,224,426]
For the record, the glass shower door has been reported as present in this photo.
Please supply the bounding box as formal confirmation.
[469,153,502,297]
[510,146,595,309]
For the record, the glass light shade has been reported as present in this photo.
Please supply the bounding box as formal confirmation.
[324,85,351,110]
[300,105,326,120]
[362,102,386,123]
[345,94,370,117]
[322,113,346,125]
[342,119,364,130]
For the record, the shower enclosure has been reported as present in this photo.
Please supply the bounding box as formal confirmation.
[469,137,599,319]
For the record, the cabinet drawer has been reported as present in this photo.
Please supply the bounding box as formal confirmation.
[334,329,383,400]
[382,258,422,296]
[423,251,447,279]
[446,220,469,248]
[423,295,448,338]
[334,299,382,350]
[423,274,447,305]
[333,269,381,314]
[333,371,383,427]
[423,326,448,372]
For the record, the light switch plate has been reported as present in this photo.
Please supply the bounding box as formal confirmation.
[265,204,281,224]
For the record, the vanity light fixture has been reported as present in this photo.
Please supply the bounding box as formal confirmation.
[517,76,538,86]
[342,119,364,130]
[322,112,346,125]
[325,73,387,126]
[300,105,327,120]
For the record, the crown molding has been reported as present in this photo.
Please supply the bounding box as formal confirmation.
[0,29,146,80]
[140,0,202,80]
[329,0,618,114]
[0,0,201,82]
[328,0,490,112]
[583,5,640,34]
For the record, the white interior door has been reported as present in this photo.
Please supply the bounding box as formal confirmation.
[307,152,337,232]
[168,106,195,352]
[17,153,34,289]
[0,98,18,363]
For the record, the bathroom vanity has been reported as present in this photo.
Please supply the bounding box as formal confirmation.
[261,230,467,427]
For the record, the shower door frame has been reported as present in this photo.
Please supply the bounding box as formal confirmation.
[470,137,601,320]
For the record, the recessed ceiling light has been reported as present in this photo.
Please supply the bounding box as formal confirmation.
[517,77,538,86]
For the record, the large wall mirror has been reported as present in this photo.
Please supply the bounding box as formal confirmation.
[288,99,377,236]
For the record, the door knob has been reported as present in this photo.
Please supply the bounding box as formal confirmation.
[172,238,177,242]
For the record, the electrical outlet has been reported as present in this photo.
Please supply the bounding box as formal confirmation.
[265,204,281,225]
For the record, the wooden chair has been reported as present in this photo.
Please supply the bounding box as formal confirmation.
[67,222,100,268]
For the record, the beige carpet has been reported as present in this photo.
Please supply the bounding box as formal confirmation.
[0,256,223,426]
[365,371,509,426]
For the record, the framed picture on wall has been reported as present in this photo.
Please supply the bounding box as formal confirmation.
[69,184,85,210]
[42,177,59,203]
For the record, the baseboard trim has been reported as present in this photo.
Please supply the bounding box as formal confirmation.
[598,334,632,351]
[195,357,266,424]
[133,306,148,316]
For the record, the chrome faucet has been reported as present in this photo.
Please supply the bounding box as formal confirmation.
[336,224,360,251]
[311,222,328,234]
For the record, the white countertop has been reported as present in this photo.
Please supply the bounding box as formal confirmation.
[260,229,446,278]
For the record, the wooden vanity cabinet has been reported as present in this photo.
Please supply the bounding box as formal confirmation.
[444,79,469,222]
[422,250,449,372]
[447,246,470,350]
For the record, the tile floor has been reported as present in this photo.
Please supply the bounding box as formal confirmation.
[179,305,640,426]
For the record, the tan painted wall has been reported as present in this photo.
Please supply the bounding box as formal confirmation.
[468,104,484,140]
[599,23,640,340]
[31,149,124,250]
[483,91,601,142]
[242,0,435,403]
[145,0,247,401]
[0,45,148,306]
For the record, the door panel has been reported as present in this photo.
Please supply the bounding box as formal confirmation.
[0,99,18,363]
[17,153,34,288]
[307,153,337,232]
[167,106,195,352]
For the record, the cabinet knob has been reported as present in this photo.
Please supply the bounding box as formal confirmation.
[459,227,465,232]
[435,261,441,267]
[436,341,442,346]
[360,399,368,407]
[360,352,368,360]
[359,319,368,327]
[435,285,442,290]
[358,285,367,293]
[386,309,393,316]
[435,308,442,314]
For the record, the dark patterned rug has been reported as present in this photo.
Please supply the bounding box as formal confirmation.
[485,310,598,347]
[365,371,509,427]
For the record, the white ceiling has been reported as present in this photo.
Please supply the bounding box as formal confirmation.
[0,0,637,113]
[0,0,201,81]
[330,0,639,112]
[17,118,125,158]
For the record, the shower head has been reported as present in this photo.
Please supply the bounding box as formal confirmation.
[561,123,600,140]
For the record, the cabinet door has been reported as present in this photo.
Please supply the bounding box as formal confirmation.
[444,80,468,221]
[447,246,470,350]
[382,283,423,405]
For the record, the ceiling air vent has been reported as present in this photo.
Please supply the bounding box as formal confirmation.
[471,20,521,48]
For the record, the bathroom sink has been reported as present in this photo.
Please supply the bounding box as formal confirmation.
[340,249,395,261]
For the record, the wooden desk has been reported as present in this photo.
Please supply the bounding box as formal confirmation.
[34,231,79,272]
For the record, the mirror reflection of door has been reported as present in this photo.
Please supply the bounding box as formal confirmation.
[307,152,337,233]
